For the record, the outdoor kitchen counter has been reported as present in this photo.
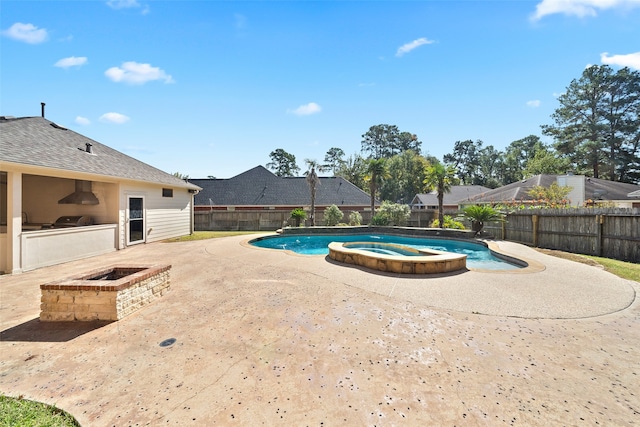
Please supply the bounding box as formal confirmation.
[20,224,118,272]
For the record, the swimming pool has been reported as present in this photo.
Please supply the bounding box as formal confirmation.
[250,234,522,270]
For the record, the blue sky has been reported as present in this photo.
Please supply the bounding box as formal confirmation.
[2,0,639,179]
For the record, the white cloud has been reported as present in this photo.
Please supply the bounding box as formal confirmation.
[105,61,174,84]
[75,116,91,125]
[106,0,150,14]
[106,0,140,9]
[531,0,640,21]
[54,56,88,68]
[287,102,322,116]
[1,22,48,44]
[601,51,640,70]
[396,37,435,57]
[99,112,130,124]
[526,100,542,108]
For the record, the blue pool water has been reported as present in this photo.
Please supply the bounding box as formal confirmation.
[250,234,522,270]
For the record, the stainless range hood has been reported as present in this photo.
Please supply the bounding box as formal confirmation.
[58,180,99,205]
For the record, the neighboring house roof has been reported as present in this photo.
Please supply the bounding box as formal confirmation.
[1,116,199,190]
[411,185,491,207]
[466,174,640,203]
[190,165,373,207]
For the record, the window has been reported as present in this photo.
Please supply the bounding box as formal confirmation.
[162,188,173,198]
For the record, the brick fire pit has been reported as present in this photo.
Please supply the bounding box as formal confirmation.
[40,264,171,322]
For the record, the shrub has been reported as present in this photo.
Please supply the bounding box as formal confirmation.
[375,201,411,226]
[371,213,389,225]
[430,215,465,230]
[460,204,505,234]
[348,211,362,226]
[324,204,344,226]
[290,208,307,227]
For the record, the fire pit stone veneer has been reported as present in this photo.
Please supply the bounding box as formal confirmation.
[40,264,171,322]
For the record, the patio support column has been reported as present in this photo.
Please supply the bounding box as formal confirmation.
[7,171,23,273]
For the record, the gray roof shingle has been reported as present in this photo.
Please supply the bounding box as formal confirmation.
[466,175,639,203]
[412,185,490,207]
[191,166,373,207]
[1,116,199,189]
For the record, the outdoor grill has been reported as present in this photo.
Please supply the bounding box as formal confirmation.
[53,215,94,228]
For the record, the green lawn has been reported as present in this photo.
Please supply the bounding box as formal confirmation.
[0,395,79,427]
[537,249,639,282]
[582,255,640,282]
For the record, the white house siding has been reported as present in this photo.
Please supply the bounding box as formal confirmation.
[118,182,193,248]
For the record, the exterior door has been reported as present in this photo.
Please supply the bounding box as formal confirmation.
[127,196,145,245]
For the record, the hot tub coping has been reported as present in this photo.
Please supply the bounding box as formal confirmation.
[328,241,467,274]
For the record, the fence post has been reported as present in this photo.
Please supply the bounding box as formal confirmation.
[596,215,604,257]
[532,214,539,247]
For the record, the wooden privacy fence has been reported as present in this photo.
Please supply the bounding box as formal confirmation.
[482,208,639,263]
[194,209,437,231]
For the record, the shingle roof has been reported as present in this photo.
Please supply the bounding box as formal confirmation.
[411,185,490,207]
[190,165,373,207]
[1,116,199,189]
[466,174,639,203]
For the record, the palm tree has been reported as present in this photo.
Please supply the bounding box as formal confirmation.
[305,166,319,226]
[460,205,505,236]
[423,161,456,228]
[365,158,388,222]
[304,159,323,226]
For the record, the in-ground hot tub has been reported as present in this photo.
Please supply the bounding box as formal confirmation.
[328,242,467,274]
[40,264,171,322]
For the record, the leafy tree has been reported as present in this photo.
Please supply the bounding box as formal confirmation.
[361,125,422,159]
[361,124,400,159]
[477,144,503,188]
[604,67,640,183]
[365,158,389,220]
[375,201,411,226]
[335,154,368,191]
[460,205,505,235]
[523,149,571,176]
[502,135,546,183]
[266,149,299,177]
[397,132,422,154]
[423,161,457,228]
[323,147,346,175]
[323,205,344,226]
[443,139,482,185]
[380,150,429,203]
[542,65,640,182]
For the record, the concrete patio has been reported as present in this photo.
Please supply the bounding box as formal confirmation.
[1,234,638,426]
